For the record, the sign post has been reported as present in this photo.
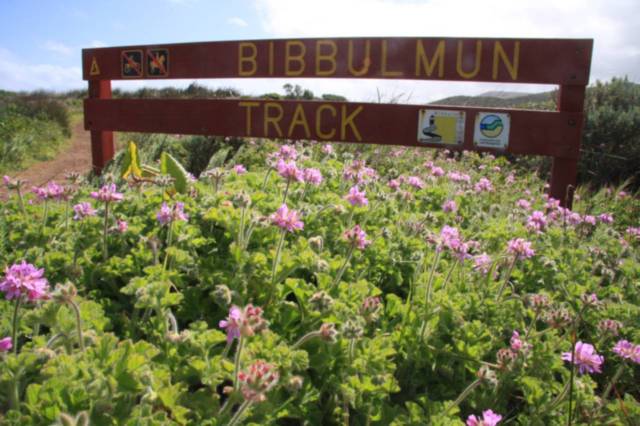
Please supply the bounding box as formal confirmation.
[83,37,592,207]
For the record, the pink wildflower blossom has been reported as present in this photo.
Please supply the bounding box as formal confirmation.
[156,202,189,226]
[526,211,547,233]
[583,215,597,226]
[270,204,303,232]
[598,213,614,224]
[0,337,12,352]
[117,220,128,233]
[277,145,298,161]
[73,202,97,220]
[473,253,492,274]
[561,341,604,374]
[345,186,368,207]
[388,179,401,191]
[233,164,247,175]
[612,340,640,364]
[219,304,268,343]
[474,178,493,193]
[303,168,323,186]
[238,360,279,403]
[516,199,531,210]
[343,225,371,250]
[407,176,425,189]
[510,330,523,351]
[277,159,304,182]
[322,144,333,155]
[466,409,503,426]
[90,183,124,203]
[0,261,50,302]
[430,166,445,177]
[442,199,457,213]
[507,238,535,260]
[32,181,66,200]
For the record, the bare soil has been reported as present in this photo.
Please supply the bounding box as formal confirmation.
[1,121,92,198]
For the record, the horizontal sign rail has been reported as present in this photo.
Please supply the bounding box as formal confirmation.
[84,98,582,159]
[82,37,593,85]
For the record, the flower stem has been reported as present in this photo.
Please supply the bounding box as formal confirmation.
[102,201,110,261]
[227,400,252,426]
[11,297,22,355]
[261,168,273,191]
[16,187,26,217]
[602,363,625,400]
[567,331,577,426]
[40,199,49,235]
[267,231,286,306]
[496,256,517,301]
[68,300,85,352]
[445,378,482,414]
[440,259,459,293]
[233,337,244,391]
[282,179,291,204]
[163,221,174,272]
[425,250,441,303]
[292,331,321,349]
[331,245,355,293]
[238,207,246,249]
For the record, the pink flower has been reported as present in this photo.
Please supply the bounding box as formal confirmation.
[612,340,640,364]
[343,225,371,250]
[32,181,66,201]
[322,144,333,155]
[219,304,268,343]
[90,183,124,203]
[473,253,492,274]
[0,337,12,352]
[219,306,243,343]
[561,341,604,374]
[598,213,614,224]
[507,238,535,260]
[516,199,531,210]
[474,178,493,193]
[583,215,597,226]
[270,204,303,232]
[447,171,471,184]
[303,168,323,186]
[0,261,50,302]
[238,360,279,403]
[73,202,97,220]
[345,186,368,207]
[277,145,298,161]
[510,330,523,351]
[526,211,547,233]
[407,176,425,189]
[545,197,560,211]
[466,409,503,426]
[442,199,457,213]
[233,164,247,175]
[156,202,189,226]
[117,220,128,233]
[430,166,445,177]
[276,159,304,182]
[388,179,401,191]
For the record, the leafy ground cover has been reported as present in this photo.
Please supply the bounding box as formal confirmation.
[1,139,639,425]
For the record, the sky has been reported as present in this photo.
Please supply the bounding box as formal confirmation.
[1,0,639,103]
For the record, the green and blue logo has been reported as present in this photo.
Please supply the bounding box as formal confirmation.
[479,114,504,138]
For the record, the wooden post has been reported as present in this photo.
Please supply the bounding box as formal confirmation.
[87,80,115,174]
[549,85,586,208]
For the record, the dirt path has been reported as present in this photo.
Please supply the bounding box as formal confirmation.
[2,121,93,197]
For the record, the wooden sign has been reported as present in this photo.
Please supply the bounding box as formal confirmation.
[82,37,593,207]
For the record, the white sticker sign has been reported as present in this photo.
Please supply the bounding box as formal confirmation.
[417,109,465,146]
[473,112,510,149]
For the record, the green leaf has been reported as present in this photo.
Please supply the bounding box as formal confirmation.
[160,151,189,194]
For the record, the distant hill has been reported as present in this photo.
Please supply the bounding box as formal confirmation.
[430,91,555,109]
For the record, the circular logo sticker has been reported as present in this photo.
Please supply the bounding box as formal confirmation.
[479,114,504,138]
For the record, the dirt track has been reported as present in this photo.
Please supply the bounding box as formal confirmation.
[1,121,93,197]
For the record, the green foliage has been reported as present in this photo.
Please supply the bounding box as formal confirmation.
[1,130,640,425]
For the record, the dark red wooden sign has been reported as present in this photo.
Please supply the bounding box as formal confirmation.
[83,37,593,206]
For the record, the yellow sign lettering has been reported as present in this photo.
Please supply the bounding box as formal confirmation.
[264,102,284,137]
[348,40,370,77]
[492,41,520,81]
[415,40,444,78]
[456,40,482,79]
[285,41,306,76]
[288,104,311,138]
[238,101,259,134]
[316,104,337,140]
[316,40,337,76]
[381,40,403,77]
[341,105,363,141]
[238,42,257,76]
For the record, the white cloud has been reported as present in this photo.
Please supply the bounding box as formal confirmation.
[90,40,107,48]
[0,48,82,92]
[42,40,73,56]
[252,0,640,101]
[228,17,249,27]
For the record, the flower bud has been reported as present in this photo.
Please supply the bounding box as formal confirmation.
[342,319,364,340]
[319,323,338,344]
[476,365,498,387]
[232,191,252,209]
[287,375,304,392]
[308,236,324,252]
[309,291,334,313]
[212,285,233,307]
